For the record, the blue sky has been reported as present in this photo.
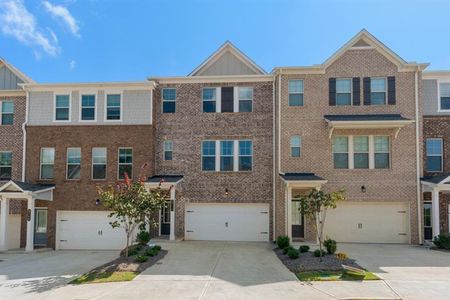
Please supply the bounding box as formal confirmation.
[1,0,450,83]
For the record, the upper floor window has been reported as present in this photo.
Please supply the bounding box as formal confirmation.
[1,101,14,125]
[106,94,121,121]
[370,78,386,105]
[54,95,70,121]
[118,148,133,179]
[202,140,253,172]
[426,138,443,172]
[336,79,352,105]
[163,140,173,161]
[0,151,12,180]
[201,141,216,171]
[288,80,304,106]
[374,136,390,169]
[162,88,176,113]
[202,88,216,113]
[80,94,96,121]
[238,87,253,112]
[220,141,234,171]
[92,147,107,180]
[439,83,450,111]
[238,140,252,171]
[290,136,301,157]
[40,148,55,180]
[66,148,81,180]
[332,136,349,169]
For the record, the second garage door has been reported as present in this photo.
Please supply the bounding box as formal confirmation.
[323,201,410,243]
[185,203,269,242]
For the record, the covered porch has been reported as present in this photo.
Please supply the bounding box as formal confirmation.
[0,181,54,252]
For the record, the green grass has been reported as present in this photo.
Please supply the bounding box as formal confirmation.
[70,271,139,284]
[297,270,379,281]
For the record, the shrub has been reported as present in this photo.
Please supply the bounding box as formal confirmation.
[433,233,450,250]
[283,245,294,255]
[276,236,290,249]
[323,238,337,254]
[136,231,151,245]
[145,248,158,257]
[314,249,327,257]
[153,245,162,251]
[299,245,310,253]
[336,252,348,261]
[135,255,148,263]
[287,248,300,259]
[124,244,142,257]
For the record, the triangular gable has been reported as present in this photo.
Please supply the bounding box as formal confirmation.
[0,181,24,192]
[0,58,35,89]
[189,41,266,76]
[438,175,450,185]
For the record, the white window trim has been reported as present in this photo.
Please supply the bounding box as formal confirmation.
[203,140,253,172]
[202,87,219,113]
[335,78,353,106]
[437,80,450,112]
[237,87,253,112]
[201,140,216,172]
[162,88,176,113]
[370,77,387,105]
[290,135,301,157]
[53,93,72,122]
[104,91,123,122]
[288,79,304,106]
[39,147,55,180]
[117,147,133,180]
[374,135,391,169]
[0,100,14,125]
[163,140,173,161]
[220,140,234,172]
[66,147,81,180]
[91,147,107,180]
[238,140,253,171]
[79,92,98,122]
[426,138,443,172]
[0,151,12,180]
[353,136,369,169]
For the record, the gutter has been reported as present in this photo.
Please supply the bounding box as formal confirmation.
[21,91,29,181]
[414,70,423,245]
[272,74,276,241]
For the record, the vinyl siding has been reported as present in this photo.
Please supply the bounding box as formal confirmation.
[197,52,259,76]
[0,66,24,90]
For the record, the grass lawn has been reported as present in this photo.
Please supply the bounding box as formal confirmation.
[70,271,139,284]
[297,270,380,281]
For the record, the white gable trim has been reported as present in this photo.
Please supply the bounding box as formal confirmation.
[0,58,35,84]
[0,181,24,192]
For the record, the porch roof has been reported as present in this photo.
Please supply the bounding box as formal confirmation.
[0,180,55,200]
[147,175,184,184]
[280,173,327,188]
[421,174,450,191]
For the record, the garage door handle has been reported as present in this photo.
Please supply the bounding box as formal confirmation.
[60,240,67,242]
[260,232,268,234]
[397,211,406,213]
[398,233,407,235]
[186,230,194,233]
[260,212,268,214]
[60,219,68,222]
[187,210,194,213]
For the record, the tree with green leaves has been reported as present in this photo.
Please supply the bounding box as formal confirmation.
[97,173,169,257]
[298,189,346,260]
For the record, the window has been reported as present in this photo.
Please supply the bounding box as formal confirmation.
[426,138,443,172]
[333,136,349,169]
[163,140,173,161]
[238,141,252,171]
[40,148,55,179]
[162,88,176,113]
[374,136,390,169]
[353,136,369,169]
[201,141,216,171]
[66,148,81,180]
[0,151,12,180]
[220,141,234,171]
[288,80,304,106]
[439,83,450,110]
[106,94,121,120]
[80,94,96,121]
[92,147,107,180]
[238,87,253,112]
[118,148,133,179]
[336,79,352,105]
[54,95,70,121]
[1,101,14,125]
[290,136,301,157]
[202,88,216,113]
[370,78,386,105]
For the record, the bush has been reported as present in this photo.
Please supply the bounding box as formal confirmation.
[145,248,158,257]
[153,245,162,251]
[336,252,348,261]
[323,238,337,254]
[124,244,142,256]
[136,231,151,245]
[299,245,310,253]
[433,233,450,250]
[135,255,148,263]
[283,245,294,255]
[276,236,290,249]
[314,249,327,257]
[287,248,300,259]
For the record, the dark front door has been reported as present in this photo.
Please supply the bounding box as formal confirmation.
[424,202,433,241]
[34,209,48,246]
[292,200,304,239]
[160,201,172,236]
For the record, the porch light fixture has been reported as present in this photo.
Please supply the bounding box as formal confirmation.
[361,186,366,193]
[95,199,101,206]
[225,188,229,196]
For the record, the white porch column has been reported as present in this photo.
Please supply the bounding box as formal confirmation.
[432,188,440,238]
[287,186,292,241]
[0,197,9,251]
[169,187,175,241]
[25,196,35,252]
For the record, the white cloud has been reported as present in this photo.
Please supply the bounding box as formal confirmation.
[0,0,59,56]
[42,1,80,37]
[69,59,75,70]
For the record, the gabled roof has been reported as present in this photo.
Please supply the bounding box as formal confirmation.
[421,174,450,185]
[324,114,411,122]
[147,175,184,184]
[0,57,35,84]
[188,41,266,76]
[0,180,54,193]
[280,173,326,182]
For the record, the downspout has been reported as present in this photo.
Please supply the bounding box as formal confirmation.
[414,69,423,245]
[272,74,276,241]
[277,70,287,236]
[21,90,29,182]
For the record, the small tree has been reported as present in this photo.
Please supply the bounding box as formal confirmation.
[97,172,169,257]
[298,189,346,260]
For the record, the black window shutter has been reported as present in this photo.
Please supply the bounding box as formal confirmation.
[329,78,336,106]
[352,77,360,106]
[363,77,371,105]
[221,87,234,112]
[388,76,396,105]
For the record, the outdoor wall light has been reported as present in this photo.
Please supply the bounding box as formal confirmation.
[95,199,101,206]
[361,186,366,193]
[225,188,229,196]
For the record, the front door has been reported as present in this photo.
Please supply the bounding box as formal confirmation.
[34,209,48,246]
[160,201,172,236]
[424,202,433,241]
[291,200,304,239]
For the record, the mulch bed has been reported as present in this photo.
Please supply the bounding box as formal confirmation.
[274,247,362,273]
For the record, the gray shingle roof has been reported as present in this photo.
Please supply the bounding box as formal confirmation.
[324,114,411,122]
[147,175,184,184]
[280,173,325,181]
[421,174,450,184]
[0,181,54,192]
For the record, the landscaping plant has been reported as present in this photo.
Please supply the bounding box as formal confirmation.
[336,252,348,261]
[135,255,148,263]
[136,230,151,245]
[283,245,294,255]
[313,249,327,257]
[433,233,450,250]
[287,248,300,259]
[276,235,290,249]
[323,237,337,254]
[299,245,310,253]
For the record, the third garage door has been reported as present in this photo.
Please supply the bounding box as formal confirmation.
[185,203,269,242]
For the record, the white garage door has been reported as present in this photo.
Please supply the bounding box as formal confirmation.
[57,211,134,250]
[323,202,410,243]
[185,203,269,242]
